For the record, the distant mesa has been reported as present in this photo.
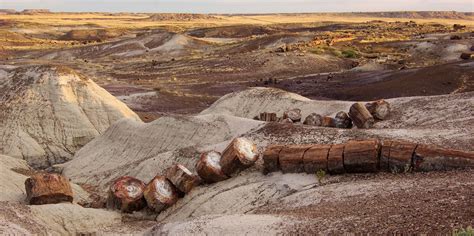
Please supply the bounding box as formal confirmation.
[147,13,218,21]
[21,9,51,14]
[0,9,17,15]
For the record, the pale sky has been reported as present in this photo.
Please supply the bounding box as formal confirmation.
[1,0,473,13]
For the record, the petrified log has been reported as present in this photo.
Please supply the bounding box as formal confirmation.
[106,176,146,213]
[344,140,380,173]
[303,144,331,174]
[25,173,73,205]
[334,111,353,129]
[196,151,228,183]
[365,100,391,120]
[259,112,278,122]
[220,137,258,176]
[165,164,200,194]
[460,52,473,60]
[413,145,474,172]
[327,144,345,174]
[348,103,375,128]
[279,145,312,173]
[388,140,417,173]
[283,108,302,122]
[380,140,393,172]
[143,176,179,213]
[321,116,336,128]
[303,113,322,126]
[262,145,284,174]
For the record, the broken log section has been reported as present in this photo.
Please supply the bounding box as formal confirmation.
[414,145,474,172]
[25,173,73,205]
[259,112,278,122]
[303,144,331,174]
[279,145,312,173]
[321,116,336,128]
[303,113,323,126]
[283,108,302,123]
[327,144,345,174]
[262,145,284,174]
[196,151,228,183]
[334,111,353,129]
[344,140,380,173]
[220,137,258,176]
[144,176,179,213]
[165,164,200,195]
[349,103,375,128]
[106,176,146,213]
[365,100,391,120]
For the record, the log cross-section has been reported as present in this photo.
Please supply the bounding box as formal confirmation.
[220,137,258,176]
[279,145,312,173]
[25,173,74,205]
[348,103,375,128]
[106,176,146,213]
[303,144,331,174]
[196,151,228,183]
[344,140,380,173]
[143,176,179,213]
[165,164,200,195]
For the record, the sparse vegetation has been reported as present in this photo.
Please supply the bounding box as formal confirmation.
[316,169,326,185]
[453,226,474,236]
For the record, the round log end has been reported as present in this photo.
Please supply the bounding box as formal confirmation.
[106,176,146,213]
[233,137,258,166]
[196,151,228,183]
[144,176,179,213]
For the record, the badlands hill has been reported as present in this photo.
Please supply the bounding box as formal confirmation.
[0,65,139,168]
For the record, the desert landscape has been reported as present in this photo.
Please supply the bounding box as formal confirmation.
[0,9,473,235]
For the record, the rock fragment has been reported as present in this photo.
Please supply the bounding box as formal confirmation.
[303,113,322,126]
[25,173,74,205]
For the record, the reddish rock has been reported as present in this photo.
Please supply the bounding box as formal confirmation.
[196,151,228,183]
[413,145,474,172]
[327,144,345,174]
[262,145,285,174]
[321,116,336,128]
[344,140,380,173]
[165,164,200,194]
[106,176,146,213]
[389,140,417,172]
[303,144,331,174]
[303,113,323,126]
[283,108,302,122]
[25,173,73,205]
[279,145,312,173]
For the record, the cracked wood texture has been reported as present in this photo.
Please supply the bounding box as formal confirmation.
[106,176,146,213]
[196,151,228,184]
[344,140,380,173]
[303,144,331,174]
[279,145,312,173]
[165,164,200,194]
[348,102,375,128]
[25,173,73,205]
[144,176,179,213]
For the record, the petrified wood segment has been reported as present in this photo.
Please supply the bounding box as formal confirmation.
[413,145,474,172]
[389,140,417,173]
[334,111,353,129]
[348,103,375,128]
[279,145,312,173]
[196,151,228,183]
[165,164,200,194]
[344,140,380,173]
[144,176,179,213]
[321,116,336,128]
[283,108,302,122]
[106,176,146,213]
[380,140,393,172]
[220,137,258,176]
[262,145,284,174]
[365,100,391,120]
[259,112,278,122]
[327,144,345,174]
[25,173,73,205]
[280,118,294,124]
[303,144,331,174]
[303,113,322,126]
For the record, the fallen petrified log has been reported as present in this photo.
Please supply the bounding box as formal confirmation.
[349,103,375,128]
[262,145,284,174]
[460,52,474,60]
[365,100,391,120]
[279,145,312,173]
[25,173,73,205]
[259,112,278,122]
[321,116,336,128]
[343,140,380,173]
[165,164,200,194]
[380,140,393,171]
[106,176,146,213]
[196,151,228,183]
[283,108,302,123]
[327,144,345,174]
[334,111,353,129]
[387,140,417,173]
[220,137,258,176]
[303,113,323,126]
[144,176,179,213]
[303,144,331,174]
[413,145,474,172]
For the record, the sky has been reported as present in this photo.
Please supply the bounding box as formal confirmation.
[0,0,473,13]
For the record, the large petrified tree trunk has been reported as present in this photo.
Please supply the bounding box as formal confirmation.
[143,176,179,213]
[196,151,228,183]
[365,100,391,120]
[220,137,258,176]
[283,108,302,122]
[262,145,284,174]
[165,164,200,194]
[25,173,73,205]
[348,103,375,128]
[279,145,312,173]
[303,113,322,126]
[413,145,474,172]
[327,144,345,174]
[380,140,393,172]
[344,140,380,172]
[303,144,331,174]
[388,140,417,173]
[106,176,146,213]
[334,111,353,129]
